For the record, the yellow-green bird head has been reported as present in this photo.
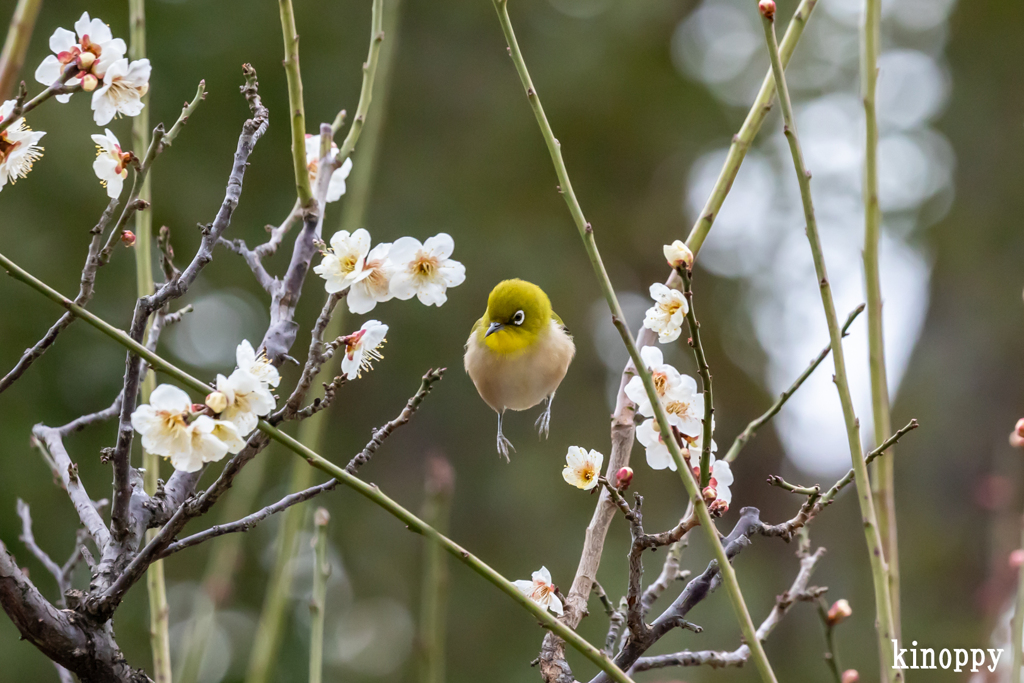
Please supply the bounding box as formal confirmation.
[477,279,555,354]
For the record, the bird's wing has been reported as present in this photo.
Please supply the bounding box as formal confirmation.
[551,311,571,336]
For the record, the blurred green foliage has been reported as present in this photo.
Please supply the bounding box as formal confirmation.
[1,0,1023,682]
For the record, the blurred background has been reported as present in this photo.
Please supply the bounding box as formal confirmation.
[0,0,1022,680]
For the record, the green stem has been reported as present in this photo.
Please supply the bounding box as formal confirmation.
[249,0,395,675]
[724,304,864,463]
[760,13,899,682]
[278,0,313,207]
[0,0,43,101]
[861,0,900,639]
[816,599,844,683]
[1012,515,1024,683]
[490,2,776,681]
[129,2,170,681]
[309,509,330,683]
[0,248,636,683]
[685,0,818,255]
[419,458,453,683]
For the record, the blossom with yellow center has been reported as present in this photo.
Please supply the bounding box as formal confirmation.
[562,446,603,490]
[340,320,389,380]
[313,228,372,294]
[91,128,132,199]
[0,100,45,192]
[91,58,150,126]
[388,233,466,307]
[130,384,192,459]
[34,12,127,102]
[348,242,396,314]
[304,133,354,203]
[643,282,688,343]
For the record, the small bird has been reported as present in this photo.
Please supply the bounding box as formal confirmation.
[465,279,575,460]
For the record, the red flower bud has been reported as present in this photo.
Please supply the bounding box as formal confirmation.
[759,0,776,19]
[702,485,717,503]
[1010,549,1024,569]
[615,467,633,490]
[708,498,729,515]
[121,230,136,247]
[841,670,859,683]
[827,599,852,626]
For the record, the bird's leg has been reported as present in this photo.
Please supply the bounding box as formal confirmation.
[497,411,515,462]
[535,392,555,440]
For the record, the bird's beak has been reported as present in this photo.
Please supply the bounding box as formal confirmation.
[485,322,504,337]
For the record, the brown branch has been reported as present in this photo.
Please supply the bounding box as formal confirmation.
[279,291,345,420]
[345,368,446,473]
[630,546,826,673]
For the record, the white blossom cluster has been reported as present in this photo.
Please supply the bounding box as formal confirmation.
[0,12,152,195]
[131,341,278,473]
[314,228,466,314]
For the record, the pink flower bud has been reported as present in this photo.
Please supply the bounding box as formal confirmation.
[80,73,99,92]
[1016,418,1024,438]
[827,599,852,625]
[759,0,776,19]
[615,466,633,490]
[702,485,717,503]
[190,404,206,414]
[1010,549,1024,569]
[841,670,859,683]
[708,498,729,515]
[121,230,136,247]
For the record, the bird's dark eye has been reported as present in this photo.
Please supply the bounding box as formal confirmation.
[512,310,525,325]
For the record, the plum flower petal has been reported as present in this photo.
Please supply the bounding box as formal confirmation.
[169,415,230,473]
[636,419,676,472]
[210,419,247,455]
[643,283,688,344]
[562,446,603,490]
[91,128,130,199]
[347,242,395,314]
[91,58,150,126]
[304,133,353,203]
[130,384,192,459]
[340,320,388,380]
[624,345,698,421]
[34,13,126,102]
[0,101,44,192]
[664,240,694,269]
[513,567,563,615]
[388,233,466,307]
[313,228,372,294]
[235,340,280,389]
[216,368,276,434]
[710,457,733,505]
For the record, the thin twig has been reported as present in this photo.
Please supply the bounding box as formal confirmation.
[724,304,864,462]
[345,369,446,474]
[678,266,714,486]
[278,0,313,206]
[0,258,634,681]
[16,500,67,600]
[760,10,899,680]
[491,2,775,680]
[309,508,330,683]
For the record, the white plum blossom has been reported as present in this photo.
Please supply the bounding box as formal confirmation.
[210,419,247,455]
[664,240,694,269]
[562,446,603,490]
[314,228,371,294]
[215,368,276,434]
[705,456,733,506]
[34,12,126,101]
[91,128,131,199]
[235,340,280,389]
[624,346,702,436]
[340,320,388,380]
[389,233,466,306]
[91,58,150,126]
[130,384,192,459]
[513,567,563,615]
[0,100,44,191]
[643,283,688,344]
[636,419,677,471]
[636,417,717,472]
[171,415,230,473]
[305,133,353,203]
[347,242,395,314]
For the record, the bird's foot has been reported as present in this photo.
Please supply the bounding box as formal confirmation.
[535,397,553,440]
[497,432,516,462]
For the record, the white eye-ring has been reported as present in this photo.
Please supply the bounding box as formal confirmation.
[512,310,525,325]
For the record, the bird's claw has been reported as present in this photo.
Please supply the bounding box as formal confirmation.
[534,408,551,440]
[497,433,515,462]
